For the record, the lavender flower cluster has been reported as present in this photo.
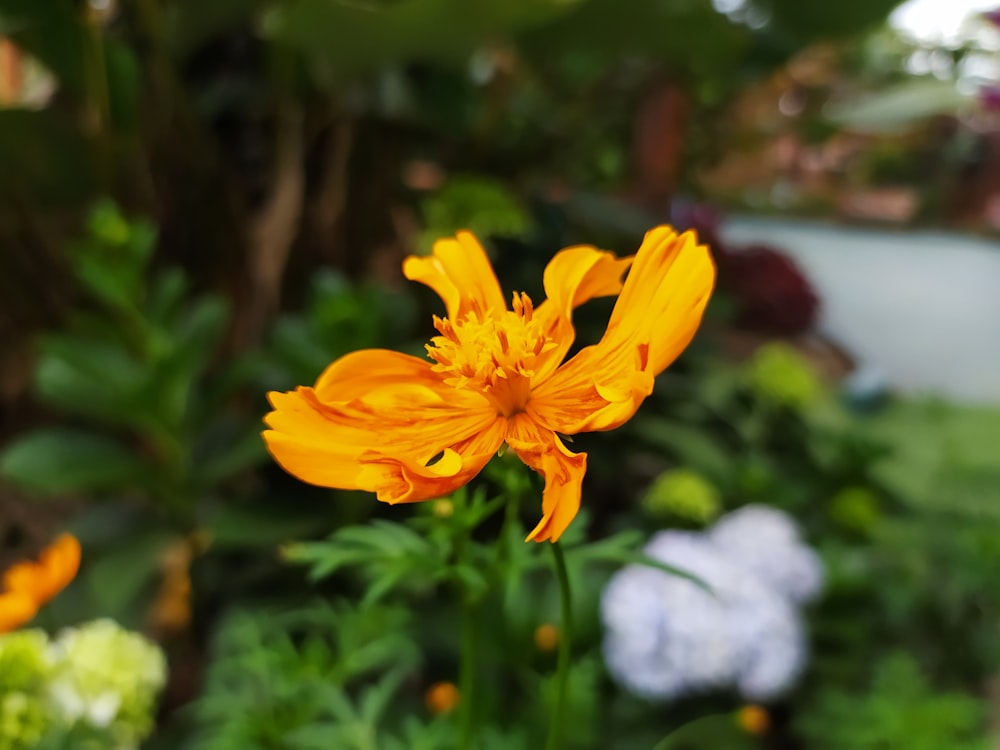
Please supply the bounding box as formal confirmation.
[601,505,823,702]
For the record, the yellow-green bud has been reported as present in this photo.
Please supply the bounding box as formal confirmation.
[88,200,131,246]
[0,630,49,693]
[829,487,881,533]
[0,691,48,750]
[746,343,821,410]
[433,499,454,518]
[643,469,721,524]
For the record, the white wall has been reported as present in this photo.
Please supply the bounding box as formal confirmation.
[723,217,1000,404]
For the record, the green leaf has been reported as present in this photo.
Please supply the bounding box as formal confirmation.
[630,552,712,593]
[264,0,574,84]
[208,501,328,549]
[284,520,448,602]
[0,428,140,495]
[146,269,190,326]
[34,335,150,427]
[632,417,732,479]
[767,0,907,39]
[521,0,746,76]
[75,251,143,312]
[172,296,230,361]
[104,39,141,133]
[268,317,335,384]
[358,665,410,724]
[165,0,265,59]
[570,530,711,592]
[445,563,490,601]
[143,295,229,429]
[85,527,177,624]
[651,712,755,750]
[68,202,157,311]
[192,422,268,488]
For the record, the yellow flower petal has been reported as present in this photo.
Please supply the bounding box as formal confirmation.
[541,244,634,321]
[356,417,506,504]
[313,348,449,401]
[402,231,506,321]
[1,533,80,627]
[264,349,504,502]
[3,561,40,597]
[530,227,714,434]
[606,226,715,374]
[506,414,587,543]
[0,591,38,633]
[264,225,714,544]
[532,245,634,382]
[36,533,81,603]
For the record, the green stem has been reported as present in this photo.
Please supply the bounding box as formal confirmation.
[455,487,477,750]
[546,541,573,750]
[459,596,477,749]
[81,5,112,186]
[500,476,521,567]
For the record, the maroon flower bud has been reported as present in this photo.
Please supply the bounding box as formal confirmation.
[719,244,819,336]
[980,84,1000,113]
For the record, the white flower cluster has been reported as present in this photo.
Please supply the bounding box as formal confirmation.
[0,619,167,750]
[602,504,823,702]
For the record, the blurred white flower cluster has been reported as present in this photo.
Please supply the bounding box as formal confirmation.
[0,619,167,750]
[602,504,823,702]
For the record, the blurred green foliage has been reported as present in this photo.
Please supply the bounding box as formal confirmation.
[0,202,260,622]
[1,201,252,509]
[247,471,719,749]
[797,652,989,750]
[0,0,905,232]
[0,201,413,628]
[417,176,531,253]
[619,344,1000,746]
[190,602,444,750]
[265,268,418,387]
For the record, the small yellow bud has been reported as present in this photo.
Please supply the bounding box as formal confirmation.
[534,623,560,652]
[736,705,770,735]
[433,499,454,518]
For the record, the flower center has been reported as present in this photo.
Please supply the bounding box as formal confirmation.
[426,292,555,417]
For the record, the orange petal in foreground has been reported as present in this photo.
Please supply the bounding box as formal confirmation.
[264,226,715,542]
[0,533,81,633]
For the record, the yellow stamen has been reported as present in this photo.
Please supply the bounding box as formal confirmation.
[425,292,555,417]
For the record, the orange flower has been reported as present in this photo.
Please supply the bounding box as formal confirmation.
[264,226,715,542]
[0,533,81,632]
[425,680,460,714]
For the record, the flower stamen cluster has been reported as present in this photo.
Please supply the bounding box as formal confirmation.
[426,293,554,416]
